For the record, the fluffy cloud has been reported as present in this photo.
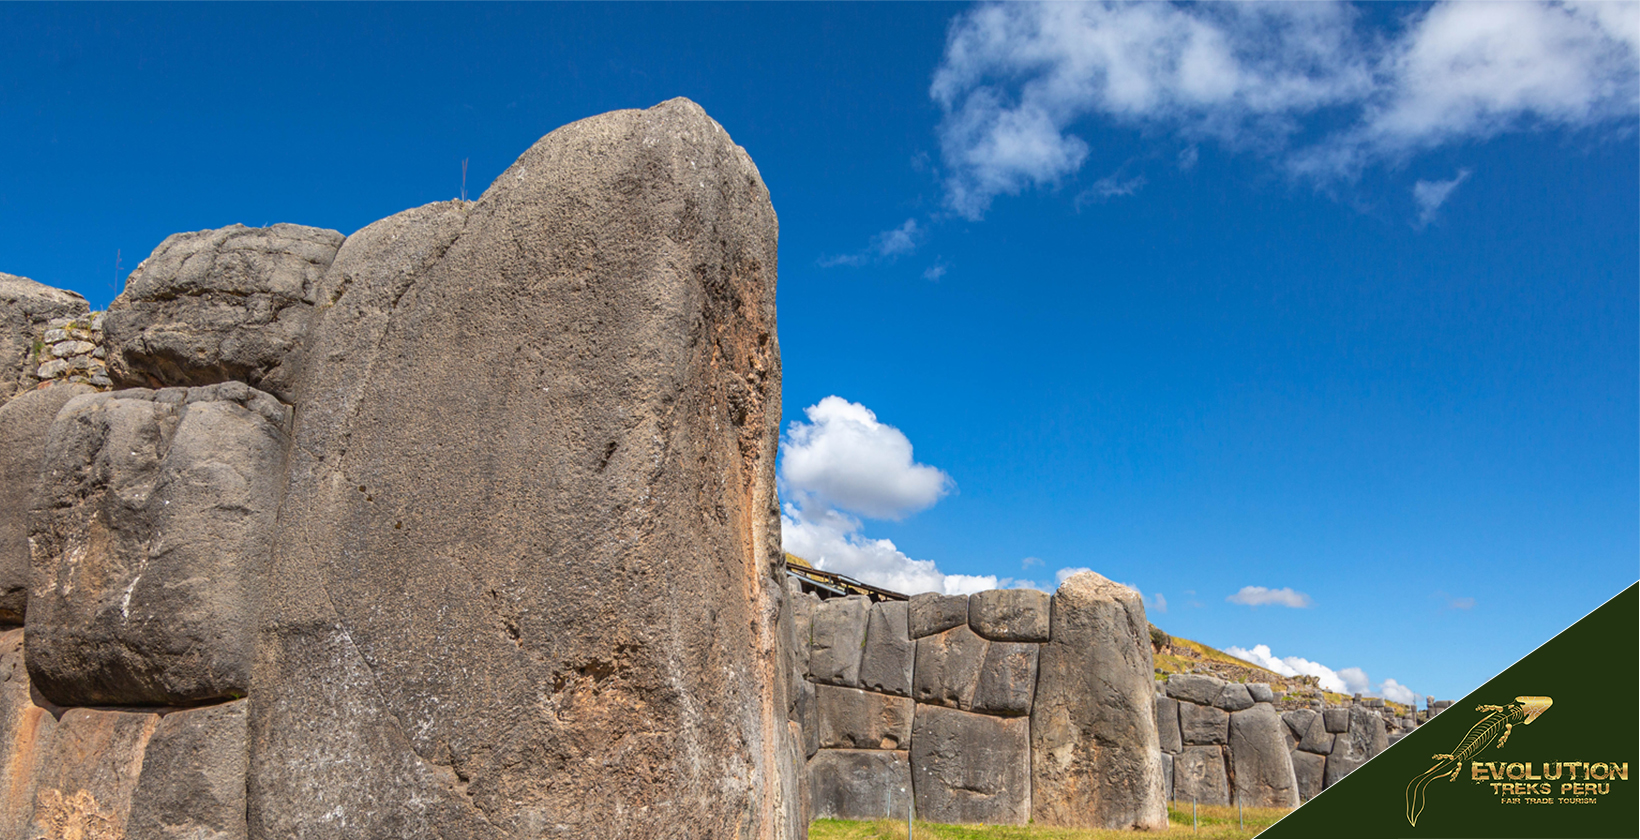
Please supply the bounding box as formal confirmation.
[931,1,1639,217]
[820,218,925,267]
[1226,585,1314,608]
[781,504,948,594]
[780,396,952,520]
[1224,643,1415,702]
[1413,169,1472,226]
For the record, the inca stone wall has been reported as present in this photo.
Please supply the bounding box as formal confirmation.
[0,98,798,840]
[793,575,1166,830]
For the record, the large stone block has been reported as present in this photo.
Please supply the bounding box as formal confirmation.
[1247,682,1274,703]
[809,596,870,687]
[858,599,913,696]
[28,706,159,840]
[1160,751,1174,802]
[816,684,913,750]
[1156,696,1182,754]
[796,678,819,759]
[1228,704,1300,808]
[0,628,56,839]
[1297,712,1336,755]
[1,273,89,402]
[908,592,967,638]
[1340,705,1389,760]
[1323,707,1350,732]
[972,641,1038,716]
[1165,673,1225,705]
[127,701,249,840]
[791,588,820,677]
[912,623,988,710]
[807,749,911,821]
[0,384,95,623]
[248,99,792,838]
[1213,682,1254,711]
[103,223,344,402]
[1291,750,1326,801]
[1324,753,1365,787]
[1173,745,1230,806]
[1031,571,1166,829]
[1282,709,1317,741]
[27,383,290,706]
[1179,701,1229,745]
[967,588,1050,642]
[911,704,1030,825]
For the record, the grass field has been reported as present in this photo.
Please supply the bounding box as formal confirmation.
[809,803,1292,840]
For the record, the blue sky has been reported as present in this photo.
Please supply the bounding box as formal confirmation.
[3,2,1635,704]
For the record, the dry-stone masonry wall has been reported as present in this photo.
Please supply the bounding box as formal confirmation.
[794,577,1166,830]
[0,98,797,840]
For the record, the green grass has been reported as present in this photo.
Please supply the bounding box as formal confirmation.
[809,803,1292,840]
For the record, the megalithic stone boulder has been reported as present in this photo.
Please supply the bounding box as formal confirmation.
[910,704,1031,825]
[1228,703,1301,808]
[908,592,967,638]
[815,684,913,750]
[1,273,89,402]
[857,599,913,696]
[27,383,291,706]
[912,623,988,710]
[809,595,870,686]
[1031,571,1167,829]
[1174,745,1230,805]
[248,99,791,839]
[807,749,911,821]
[103,224,345,402]
[0,383,95,623]
[971,640,1038,716]
[1290,749,1325,801]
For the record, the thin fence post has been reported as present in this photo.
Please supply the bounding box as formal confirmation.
[1193,794,1197,833]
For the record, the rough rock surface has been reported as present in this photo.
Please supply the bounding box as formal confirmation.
[1297,713,1336,754]
[1160,751,1174,801]
[127,701,250,840]
[967,589,1050,642]
[1030,571,1166,829]
[815,684,913,751]
[1156,696,1182,754]
[791,589,819,677]
[1247,683,1274,703]
[103,224,345,402]
[971,641,1038,716]
[1323,707,1350,733]
[1,273,89,402]
[0,384,95,623]
[1290,750,1326,801]
[807,750,910,821]
[27,383,291,706]
[858,600,913,697]
[1341,705,1389,760]
[1228,704,1300,808]
[1165,673,1225,706]
[247,99,792,839]
[908,593,967,638]
[911,704,1030,825]
[912,623,988,710]
[1282,709,1317,741]
[1324,752,1365,787]
[1179,701,1230,746]
[1173,746,1230,806]
[1213,682,1254,711]
[809,596,871,686]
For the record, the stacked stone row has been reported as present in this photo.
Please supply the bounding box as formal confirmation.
[1277,703,1389,800]
[793,588,1050,825]
[33,313,111,388]
[1155,673,1302,809]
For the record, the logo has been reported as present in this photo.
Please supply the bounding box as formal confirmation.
[1405,696,1554,826]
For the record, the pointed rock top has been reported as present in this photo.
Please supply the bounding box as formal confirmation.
[1056,569,1140,604]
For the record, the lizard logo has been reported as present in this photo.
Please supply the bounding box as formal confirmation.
[1404,696,1553,826]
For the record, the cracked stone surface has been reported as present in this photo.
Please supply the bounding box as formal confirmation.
[0,383,95,623]
[248,98,794,839]
[1,273,89,403]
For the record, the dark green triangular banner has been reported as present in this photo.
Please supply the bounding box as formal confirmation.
[1261,582,1638,839]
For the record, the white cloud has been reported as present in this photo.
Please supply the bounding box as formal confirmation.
[931,1,1639,216]
[1151,592,1169,613]
[1056,566,1093,586]
[1413,169,1471,226]
[782,504,948,595]
[820,218,925,267]
[923,262,948,281]
[1177,145,1200,171]
[1224,643,1415,702]
[1080,172,1147,204]
[780,396,952,521]
[1226,585,1314,608]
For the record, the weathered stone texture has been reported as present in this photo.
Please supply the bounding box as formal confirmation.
[27,383,290,706]
[1030,571,1166,829]
[103,224,345,402]
[1247,682,1274,703]
[1282,709,1317,741]
[858,600,913,697]
[1228,704,1300,808]
[809,596,870,687]
[912,623,988,710]
[967,588,1049,642]
[1165,673,1225,706]
[1,273,89,402]
[127,701,250,840]
[1290,749,1326,801]
[971,641,1038,716]
[1179,701,1229,746]
[911,704,1030,825]
[816,684,913,751]
[1297,713,1336,755]
[1324,752,1365,787]
[0,384,95,623]
[1156,696,1182,754]
[908,592,967,639]
[1173,745,1230,806]
[1213,682,1254,711]
[1160,751,1174,802]
[248,98,791,839]
[807,749,910,821]
[1322,707,1350,733]
[1340,705,1389,761]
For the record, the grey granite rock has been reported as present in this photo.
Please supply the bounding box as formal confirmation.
[1297,713,1336,755]
[1173,745,1230,806]
[1213,682,1255,711]
[807,749,911,821]
[1290,750,1326,801]
[1165,673,1226,706]
[1228,704,1300,808]
[127,700,249,840]
[816,684,914,750]
[0,384,95,623]
[1282,709,1317,740]
[911,704,1030,825]
[1160,751,1174,801]
[809,596,871,687]
[909,592,968,638]
[1323,707,1350,733]
[967,588,1050,642]
[971,641,1039,716]
[1341,705,1389,760]
[912,623,989,710]
[1179,701,1230,746]
[1,273,89,402]
[1324,752,1365,787]
[858,599,914,696]
[1247,682,1274,703]
[1156,696,1182,754]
